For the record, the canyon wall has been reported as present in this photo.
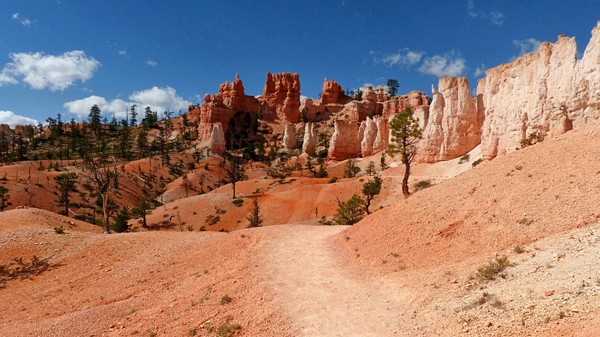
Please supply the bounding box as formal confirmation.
[479,21,600,159]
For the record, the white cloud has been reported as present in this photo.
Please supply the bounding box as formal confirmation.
[419,51,466,77]
[146,60,157,67]
[474,63,487,77]
[129,87,189,113]
[370,48,423,67]
[11,12,33,27]
[0,50,100,91]
[467,0,504,25]
[513,38,542,56]
[117,50,127,56]
[63,87,191,120]
[0,110,38,127]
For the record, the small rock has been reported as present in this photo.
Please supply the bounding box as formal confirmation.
[544,290,554,296]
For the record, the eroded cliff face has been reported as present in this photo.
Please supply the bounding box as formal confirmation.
[479,21,600,159]
[418,77,482,163]
[260,72,301,123]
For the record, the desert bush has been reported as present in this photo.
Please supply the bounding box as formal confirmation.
[458,154,470,164]
[205,215,221,226]
[53,226,65,234]
[476,256,511,281]
[471,158,483,167]
[215,322,241,337]
[220,295,232,305]
[328,177,339,183]
[413,180,432,191]
[520,132,544,148]
[231,199,244,207]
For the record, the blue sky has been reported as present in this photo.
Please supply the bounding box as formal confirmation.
[1,0,599,126]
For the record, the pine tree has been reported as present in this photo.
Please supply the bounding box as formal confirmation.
[387,107,423,197]
[246,197,263,228]
[0,186,10,211]
[55,172,78,216]
[88,104,102,137]
[362,175,382,214]
[333,194,364,225]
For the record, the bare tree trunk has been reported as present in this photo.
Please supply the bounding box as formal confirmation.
[402,160,410,198]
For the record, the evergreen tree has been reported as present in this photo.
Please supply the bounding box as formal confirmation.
[129,105,138,126]
[343,159,361,178]
[55,172,78,216]
[365,160,377,176]
[88,104,102,136]
[362,175,382,214]
[246,197,263,228]
[112,207,130,233]
[333,194,364,225]
[387,107,423,197]
[0,186,10,211]
[386,79,399,97]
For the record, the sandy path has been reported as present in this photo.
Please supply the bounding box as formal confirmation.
[261,225,408,337]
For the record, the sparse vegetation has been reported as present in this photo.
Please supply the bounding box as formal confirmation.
[333,194,365,225]
[476,256,511,281]
[458,154,470,164]
[53,226,65,234]
[472,158,483,167]
[205,215,221,226]
[220,295,232,305]
[413,180,432,191]
[520,132,544,148]
[231,199,244,207]
[215,321,242,337]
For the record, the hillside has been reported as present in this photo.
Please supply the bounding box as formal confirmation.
[0,121,598,336]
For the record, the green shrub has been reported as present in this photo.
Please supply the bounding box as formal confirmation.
[53,226,65,234]
[333,195,365,225]
[231,199,244,207]
[413,180,432,191]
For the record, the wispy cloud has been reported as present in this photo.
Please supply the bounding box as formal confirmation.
[467,0,504,25]
[0,110,38,127]
[146,60,157,67]
[474,63,487,77]
[0,50,100,91]
[418,51,466,77]
[117,50,127,56]
[63,86,191,119]
[11,12,33,27]
[513,38,542,56]
[368,48,424,67]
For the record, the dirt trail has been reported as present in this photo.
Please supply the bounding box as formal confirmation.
[260,225,409,337]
